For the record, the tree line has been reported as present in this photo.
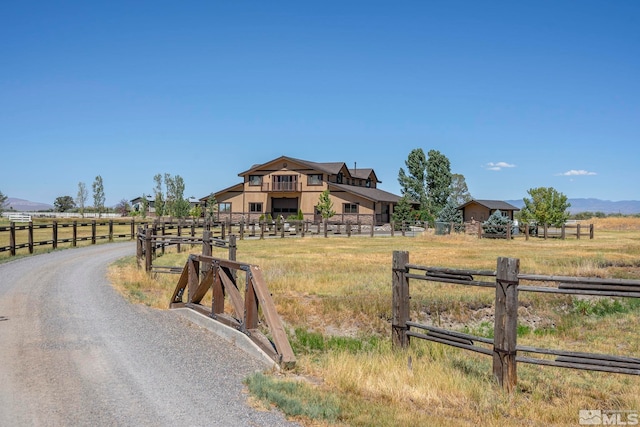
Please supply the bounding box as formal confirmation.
[390,148,585,228]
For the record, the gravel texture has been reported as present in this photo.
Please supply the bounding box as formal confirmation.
[0,242,299,427]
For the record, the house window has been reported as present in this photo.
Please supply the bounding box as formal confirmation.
[337,173,344,184]
[219,202,231,213]
[365,178,371,188]
[308,174,323,185]
[343,203,358,214]
[249,175,262,186]
[249,202,262,213]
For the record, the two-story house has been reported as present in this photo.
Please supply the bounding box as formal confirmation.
[202,156,403,225]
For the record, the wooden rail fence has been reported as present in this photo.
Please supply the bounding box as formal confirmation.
[136,226,234,274]
[391,251,640,392]
[169,253,296,369]
[0,219,138,256]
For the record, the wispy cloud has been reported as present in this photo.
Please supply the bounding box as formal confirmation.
[558,169,597,176]
[485,161,516,171]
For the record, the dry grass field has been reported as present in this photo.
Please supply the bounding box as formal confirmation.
[55,218,640,425]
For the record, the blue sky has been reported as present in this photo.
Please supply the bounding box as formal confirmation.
[1,1,639,207]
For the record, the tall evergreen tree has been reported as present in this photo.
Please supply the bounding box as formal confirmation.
[425,149,452,217]
[398,148,428,210]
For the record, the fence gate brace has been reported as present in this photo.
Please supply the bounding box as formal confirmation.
[169,253,296,369]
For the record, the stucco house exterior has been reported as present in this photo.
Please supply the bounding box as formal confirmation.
[457,199,520,222]
[202,156,403,225]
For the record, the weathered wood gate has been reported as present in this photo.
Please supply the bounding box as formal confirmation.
[169,253,296,369]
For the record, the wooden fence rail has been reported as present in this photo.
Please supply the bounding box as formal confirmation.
[392,251,640,393]
[0,219,139,256]
[136,226,234,274]
[168,253,296,369]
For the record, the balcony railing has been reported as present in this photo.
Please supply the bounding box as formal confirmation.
[261,182,302,192]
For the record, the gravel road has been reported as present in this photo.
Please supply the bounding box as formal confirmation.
[0,243,299,427]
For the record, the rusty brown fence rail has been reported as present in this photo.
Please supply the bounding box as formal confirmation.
[391,251,640,393]
[169,253,296,369]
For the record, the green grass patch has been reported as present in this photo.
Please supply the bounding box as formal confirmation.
[244,372,342,422]
[291,328,380,354]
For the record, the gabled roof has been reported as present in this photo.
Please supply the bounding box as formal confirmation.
[238,155,381,183]
[328,183,402,204]
[457,199,520,211]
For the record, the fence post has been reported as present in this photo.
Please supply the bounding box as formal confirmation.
[136,226,143,268]
[493,257,519,393]
[347,221,352,237]
[28,221,34,254]
[108,220,114,242]
[525,223,529,240]
[477,221,482,238]
[561,224,566,239]
[145,225,152,272]
[392,251,410,349]
[53,220,58,250]
[72,221,77,247]
[9,222,16,256]
[160,222,166,255]
[130,218,135,240]
[176,222,182,252]
[577,223,581,240]
[543,223,548,239]
[229,234,237,261]
[92,220,97,245]
[506,223,511,240]
[201,229,212,278]
[590,223,594,239]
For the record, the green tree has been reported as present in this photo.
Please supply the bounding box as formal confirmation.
[76,182,88,218]
[0,190,8,214]
[518,187,571,227]
[317,189,335,219]
[92,175,105,218]
[153,174,165,217]
[205,193,218,222]
[398,148,428,211]
[54,195,76,212]
[391,195,414,226]
[449,173,472,206]
[483,209,512,236]
[437,199,463,224]
[425,149,452,217]
[140,194,149,219]
[190,204,202,219]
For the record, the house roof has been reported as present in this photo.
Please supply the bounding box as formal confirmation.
[238,155,381,183]
[328,183,402,203]
[457,199,520,211]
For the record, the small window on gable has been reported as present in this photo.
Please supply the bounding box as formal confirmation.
[343,203,358,214]
[249,175,262,186]
[337,173,343,184]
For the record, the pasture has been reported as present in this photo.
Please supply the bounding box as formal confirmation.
[106,217,640,425]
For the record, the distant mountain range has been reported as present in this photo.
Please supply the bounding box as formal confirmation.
[5,198,54,212]
[506,198,640,215]
[4,197,640,215]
